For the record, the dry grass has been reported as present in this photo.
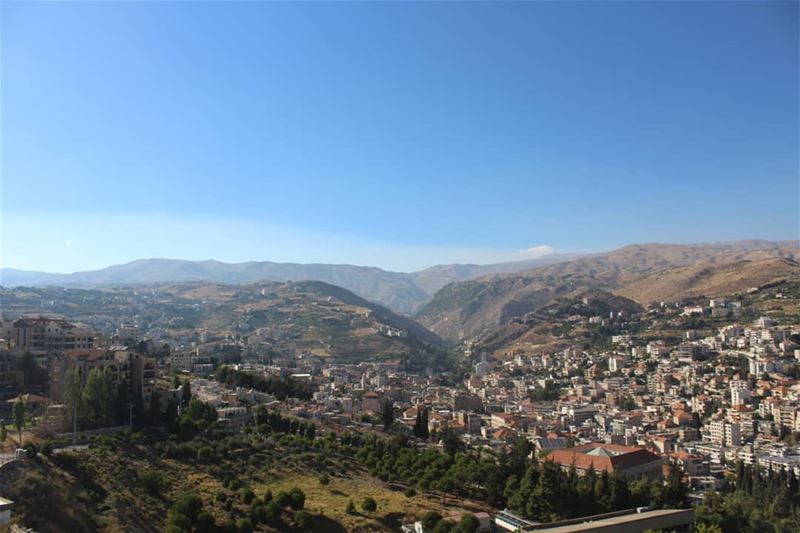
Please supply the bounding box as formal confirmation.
[257,471,487,532]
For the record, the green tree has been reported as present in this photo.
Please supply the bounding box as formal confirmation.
[293,510,311,530]
[63,367,82,445]
[441,428,463,457]
[422,511,443,530]
[81,367,114,428]
[361,496,377,512]
[433,519,457,533]
[13,400,25,446]
[171,493,204,523]
[663,462,688,508]
[0,422,6,444]
[139,470,165,495]
[413,407,430,439]
[381,399,394,432]
[195,511,216,533]
[264,500,282,523]
[288,487,305,510]
[181,380,192,406]
[456,513,480,533]
[235,518,253,533]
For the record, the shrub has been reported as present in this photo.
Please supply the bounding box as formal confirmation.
[264,500,282,524]
[240,487,255,504]
[275,490,292,507]
[361,496,377,512]
[319,474,330,485]
[457,513,480,533]
[346,500,357,514]
[53,451,79,470]
[171,493,204,523]
[422,511,443,531]
[167,512,192,532]
[139,470,165,496]
[288,487,305,510]
[195,511,216,533]
[404,487,416,497]
[432,519,456,533]
[293,510,311,530]
[197,446,214,462]
[236,518,253,533]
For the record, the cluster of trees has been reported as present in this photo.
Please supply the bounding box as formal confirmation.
[63,367,137,434]
[214,366,315,400]
[167,485,309,533]
[166,493,217,533]
[694,461,800,532]
[503,457,686,521]
[173,396,219,441]
[328,432,686,522]
[253,407,316,440]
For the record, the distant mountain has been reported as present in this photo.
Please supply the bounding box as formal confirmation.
[416,240,800,342]
[0,254,577,314]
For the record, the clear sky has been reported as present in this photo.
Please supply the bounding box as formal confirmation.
[1,1,798,273]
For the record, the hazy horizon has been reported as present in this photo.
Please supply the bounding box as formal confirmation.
[2,235,798,277]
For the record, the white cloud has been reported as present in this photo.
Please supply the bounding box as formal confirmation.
[522,245,555,256]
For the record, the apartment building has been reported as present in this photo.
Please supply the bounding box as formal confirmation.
[2,317,95,356]
[708,419,741,447]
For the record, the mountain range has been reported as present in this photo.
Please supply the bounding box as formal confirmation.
[0,254,577,314]
[415,240,799,342]
[3,240,798,340]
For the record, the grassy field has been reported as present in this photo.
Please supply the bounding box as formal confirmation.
[258,471,487,532]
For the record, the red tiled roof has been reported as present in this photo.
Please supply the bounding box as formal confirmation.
[547,443,661,473]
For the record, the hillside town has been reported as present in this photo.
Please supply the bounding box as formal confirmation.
[0,279,799,531]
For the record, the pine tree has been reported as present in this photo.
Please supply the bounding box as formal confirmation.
[380,399,394,432]
[413,410,424,438]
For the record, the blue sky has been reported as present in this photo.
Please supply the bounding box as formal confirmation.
[2,1,798,273]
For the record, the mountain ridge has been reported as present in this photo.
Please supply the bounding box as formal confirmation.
[0,254,578,314]
[416,240,800,342]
